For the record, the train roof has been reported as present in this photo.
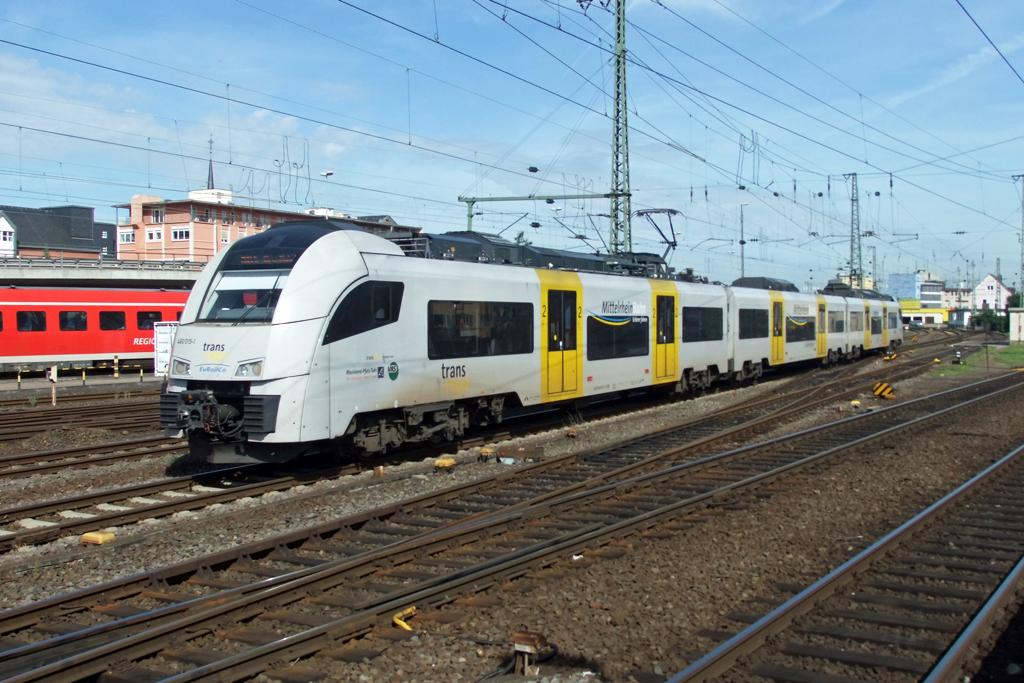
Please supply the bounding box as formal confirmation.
[731,277,799,292]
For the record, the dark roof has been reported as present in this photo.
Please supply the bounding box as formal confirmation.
[0,205,114,254]
[731,276,799,292]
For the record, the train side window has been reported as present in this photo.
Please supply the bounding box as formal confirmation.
[827,311,845,333]
[100,311,126,331]
[682,306,723,343]
[176,311,182,321]
[870,316,883,335]
[59,311,88,331]
[738,308,769,339]
[587,315,649,360]
[0,311,3,332]
[427,300,533,360]
[888,312,898,329]
[137,311,162,330]
[16,311,46,332]
[785,315,816,342]
[323,281,404,345]
[849,311,863,332]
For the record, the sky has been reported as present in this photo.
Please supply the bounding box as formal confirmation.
[0,0,1023,292]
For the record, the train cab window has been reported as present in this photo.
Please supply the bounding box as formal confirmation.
[99,311,126,331]
[738,309,769,339]
[199,270,288,323]
[137,311,162,330]
[59,311,88,331]
[16,311,46,332]
[827,311,845,333]
[323,281,405,345]
[427,300,533,359]
[682,307,723,343]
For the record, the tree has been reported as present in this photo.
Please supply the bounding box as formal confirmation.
[973,309,1008,333]
[514,231,533,247]
[1009,292,1022,308]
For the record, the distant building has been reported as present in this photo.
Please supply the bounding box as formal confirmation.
[941,286,971,310]
[888,271,944,308]
[0,205,115,259]
[835,273,875,291]
[974,273,1012,311]
[114,167,421,262]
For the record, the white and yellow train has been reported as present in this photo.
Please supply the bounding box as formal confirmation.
[161,221,902,463]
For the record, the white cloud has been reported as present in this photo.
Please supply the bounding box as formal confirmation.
[887,31,1024,108]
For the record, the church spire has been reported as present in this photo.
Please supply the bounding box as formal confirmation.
[206,135,215,190]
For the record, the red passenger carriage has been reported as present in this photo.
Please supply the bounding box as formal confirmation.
[0,287,189,372]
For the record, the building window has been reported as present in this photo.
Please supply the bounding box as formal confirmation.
[172,229,190,241]
[101,247,108,255]
[119,230,135,244]
[221,210,228,224]
[1,230,13,242]
[221,228,229,243]
[151,208,165,223]
[101,230,108,239]
[147,229,163,242]
[192,207,211,222]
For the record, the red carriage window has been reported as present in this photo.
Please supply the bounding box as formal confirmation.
[0,311,3,332]
[100,311,126,330]
[59,311,88,331]
[137,311,162,330]
[16,311,46,332]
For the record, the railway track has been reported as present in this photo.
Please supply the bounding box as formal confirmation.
[0,401,160,442]
[0,437,184,480]
[0,389,161,411]
[0,371,1017,682]
[0,345,956,554]
[666,440,1024,683]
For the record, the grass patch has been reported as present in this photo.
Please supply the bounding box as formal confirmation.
[932,344,1024,377]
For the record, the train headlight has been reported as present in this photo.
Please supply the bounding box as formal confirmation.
[235,360,264,378]
[172,359,190,376]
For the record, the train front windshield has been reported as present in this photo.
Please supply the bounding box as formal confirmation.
[198,270,288,322]
[196,223,340,324]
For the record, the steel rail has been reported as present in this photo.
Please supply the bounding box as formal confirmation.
[0,438,184,479]
[664,442,1024,683]
[4,373,1019,683]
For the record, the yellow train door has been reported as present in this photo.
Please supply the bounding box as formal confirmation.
[816,297,827,359]
[770,292,785,365]
[537,270,583,402]
[882,305,889,346]
[651,282,678,383]
[864,303,872,350]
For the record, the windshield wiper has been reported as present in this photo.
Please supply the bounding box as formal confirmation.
[231,289,277,326]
